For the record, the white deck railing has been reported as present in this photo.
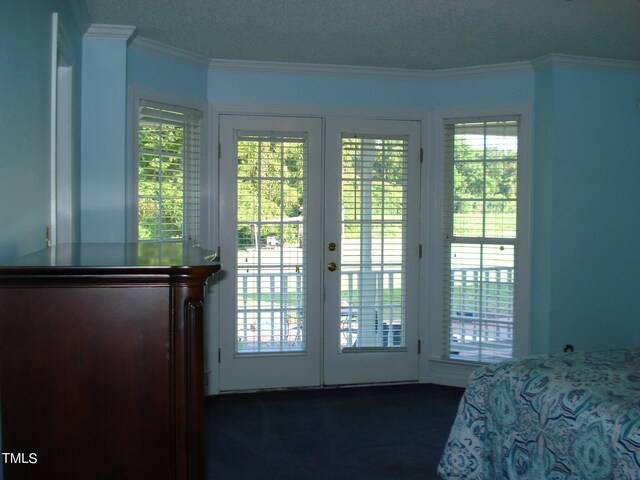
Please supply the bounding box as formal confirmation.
[236,269,404,351]
[235,266,515,358]
[449,266,514,361]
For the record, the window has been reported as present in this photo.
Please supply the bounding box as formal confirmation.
[136,100,202,242]
[443,118,521,363]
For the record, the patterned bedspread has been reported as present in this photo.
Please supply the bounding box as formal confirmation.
[438,349,640,479]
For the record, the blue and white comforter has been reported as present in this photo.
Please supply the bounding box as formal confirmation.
[438,349,640,479]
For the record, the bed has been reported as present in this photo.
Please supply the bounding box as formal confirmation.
[438,348,640,479]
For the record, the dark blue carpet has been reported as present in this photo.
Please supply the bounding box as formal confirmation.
[204,383,464,479]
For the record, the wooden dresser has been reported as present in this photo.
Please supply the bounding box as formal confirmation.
[0,242,220,479]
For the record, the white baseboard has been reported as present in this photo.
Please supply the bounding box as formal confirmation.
[427,358,482,388]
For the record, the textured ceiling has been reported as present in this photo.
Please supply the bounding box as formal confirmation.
[84,0,640,70]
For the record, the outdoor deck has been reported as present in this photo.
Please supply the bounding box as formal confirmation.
[234,258,514,360]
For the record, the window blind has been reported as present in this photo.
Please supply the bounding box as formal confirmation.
[340,134,408,350]
[235,133,308,353]
[137,100,202,242]
[443,118,519,362]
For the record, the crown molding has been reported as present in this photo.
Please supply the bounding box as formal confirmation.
[531,53,640,72]
[209,99,431,120]
[84,24,136,40]
[129,36,210,68]
[124,36,640,79]
[68,0,91,34]
[208,57,533,80]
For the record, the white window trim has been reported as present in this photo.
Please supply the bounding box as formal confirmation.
[50,13,76,246]
[422,104,532,387]
[126,86,210,246]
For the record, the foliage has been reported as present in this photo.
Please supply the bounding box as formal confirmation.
[138,122,185,240]
[453,138,517,212]
[236,136,413,246]
[237,138,305,246]
[452,137,517,237]
[137,125,518,245]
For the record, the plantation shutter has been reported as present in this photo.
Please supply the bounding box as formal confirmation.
[340,134,408,350]
[443,118,519,362]
[137,100,202,242]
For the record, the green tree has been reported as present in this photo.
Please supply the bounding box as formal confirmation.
[138,122,186,240]
[237,138,305,247]
[452,138,517,215]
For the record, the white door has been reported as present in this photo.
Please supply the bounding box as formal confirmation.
[323,118,421,385]
[218,115,421,391]
[219,115,323,391]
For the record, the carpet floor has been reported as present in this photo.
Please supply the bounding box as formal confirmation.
[203,383,464,480]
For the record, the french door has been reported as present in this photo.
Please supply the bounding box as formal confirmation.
[218,115,421,391]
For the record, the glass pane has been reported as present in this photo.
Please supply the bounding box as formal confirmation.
[237,143,258,178]
[340,136,408,350]
[448,243,514,362]
[138,197,159,240]
[137,116,186,241]
[485,124,518,159]
[485,160,517,199]
[453,201,484,237]
[160,197,183,239]
[159,125,183,156]
[161,157,183,189]
[485,201,517,238]
[454,161,484,199]
[236,135,307,354]
[237,181,259,223]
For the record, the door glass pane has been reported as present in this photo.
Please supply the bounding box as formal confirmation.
[236,134,307,353]
[340,135,408,350]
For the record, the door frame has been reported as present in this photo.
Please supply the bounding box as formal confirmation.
[206,101,432,395]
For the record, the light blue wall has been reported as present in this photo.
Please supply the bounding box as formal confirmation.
[530,66,555,354]
[207,68,534,107]
[80,35,129,242]
[532,64,640,353]
[127,49,208,99]
[0,0,84,263]
[550,66,640,352]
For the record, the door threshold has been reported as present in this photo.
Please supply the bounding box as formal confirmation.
[214,380,419,396]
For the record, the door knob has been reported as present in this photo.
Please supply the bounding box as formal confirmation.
[327,262,337,272]
[328,242,336,251]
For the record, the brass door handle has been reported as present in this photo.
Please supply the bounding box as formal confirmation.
[327,262,337,272]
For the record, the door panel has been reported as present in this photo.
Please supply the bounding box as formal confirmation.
[219,115,323,391]
[323,118,421,385]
